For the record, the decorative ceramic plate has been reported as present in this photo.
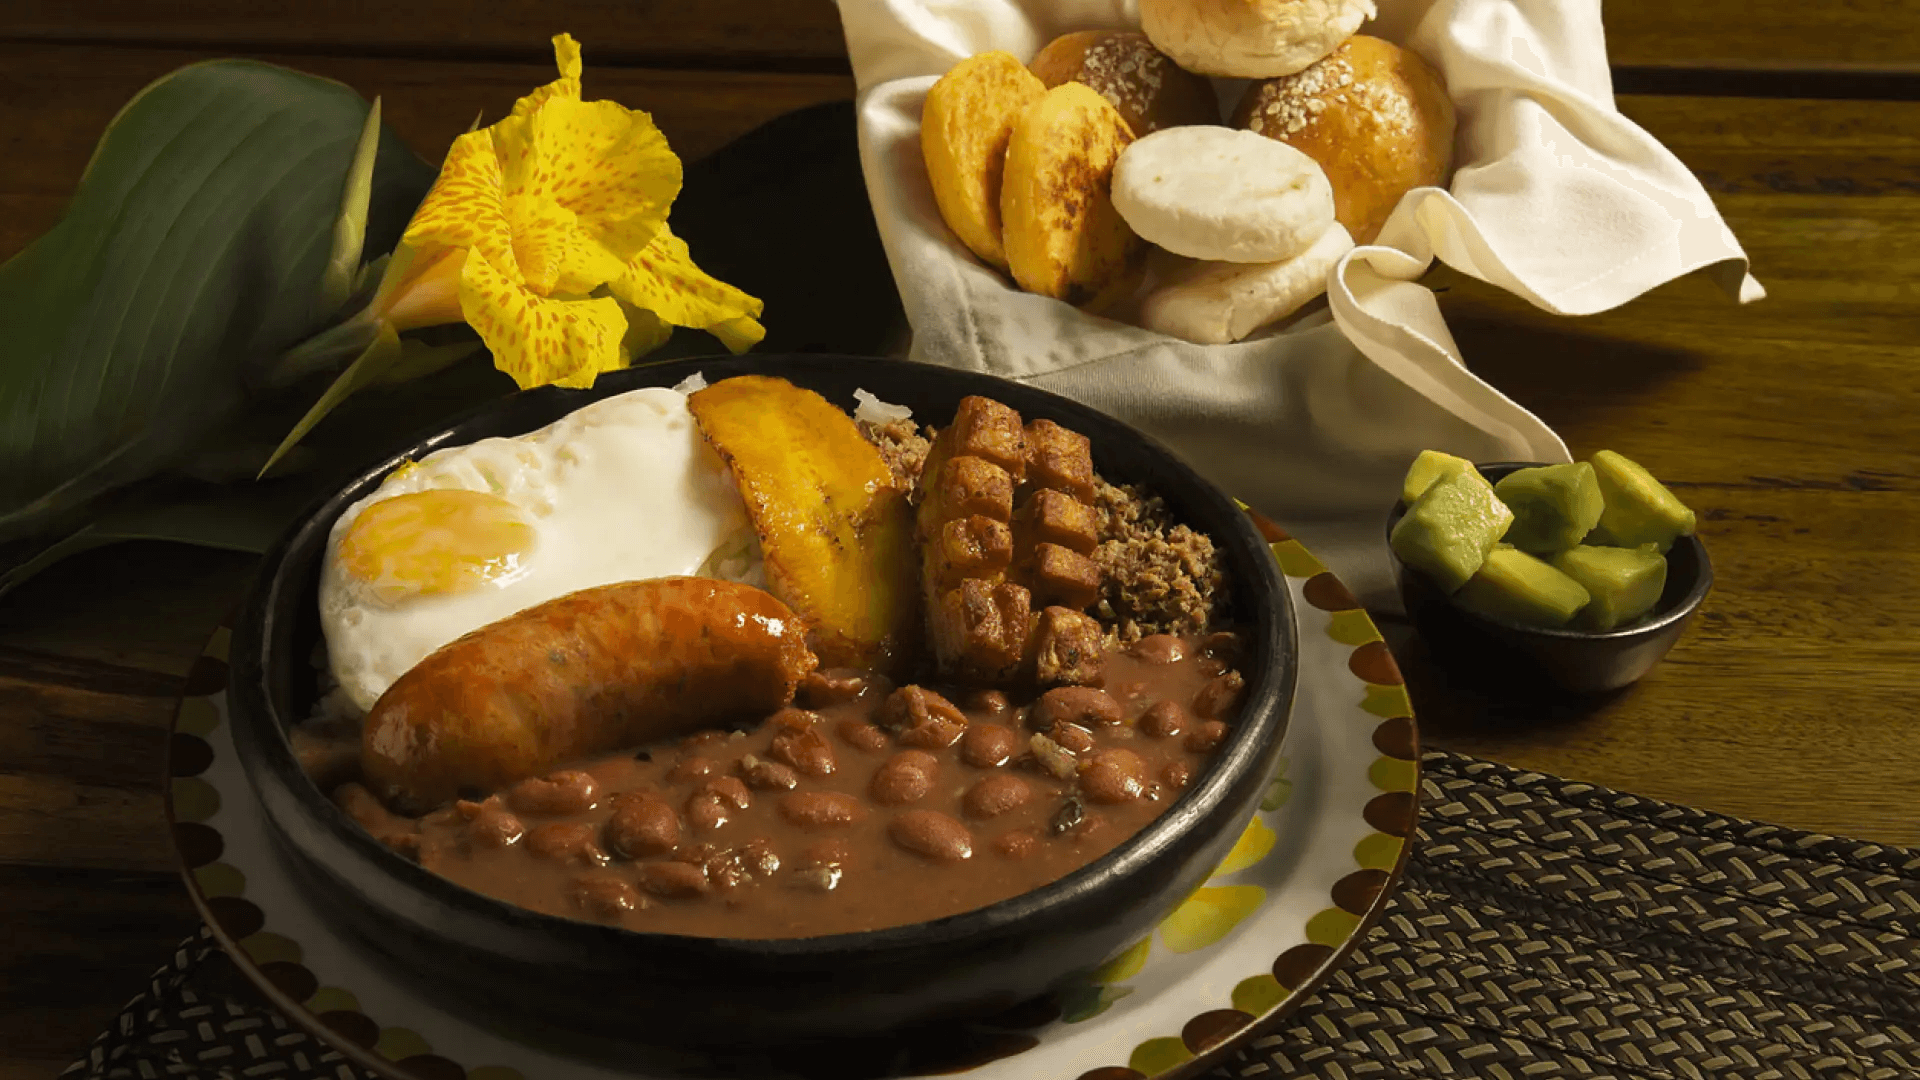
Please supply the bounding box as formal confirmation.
[166,516,1419,1080]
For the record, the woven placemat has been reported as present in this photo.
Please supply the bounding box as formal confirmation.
[65,751,1920,1079]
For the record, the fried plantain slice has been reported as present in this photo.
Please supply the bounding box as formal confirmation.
[689,376,920,675]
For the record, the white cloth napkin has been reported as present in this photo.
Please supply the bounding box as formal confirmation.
[835,0,1761,607]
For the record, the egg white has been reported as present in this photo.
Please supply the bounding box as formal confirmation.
[318,386,760,714]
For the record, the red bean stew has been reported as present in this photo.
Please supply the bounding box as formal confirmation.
[333,631,1246,938]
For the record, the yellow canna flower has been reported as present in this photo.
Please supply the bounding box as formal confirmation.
[372,33,764,389]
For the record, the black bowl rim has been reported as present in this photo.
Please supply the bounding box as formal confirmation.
[230,352,1299,959]
[1385,460,1713,642]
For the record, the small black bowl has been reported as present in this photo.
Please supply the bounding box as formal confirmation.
[1386,461,1712,695]
[228,353,1297,1054]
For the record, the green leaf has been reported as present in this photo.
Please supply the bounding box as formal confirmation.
[259,320,403,477]
[0,59,436,544]
[319,96,384,316]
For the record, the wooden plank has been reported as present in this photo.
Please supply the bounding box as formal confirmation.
[2,0,1917,74]
[0,865,198,1070]
[0,44,854,263]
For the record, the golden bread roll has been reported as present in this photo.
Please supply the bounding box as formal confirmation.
[1234,35,1455,244]
[1001,82,1145,305]
[921,51,1047,270]
[1139,0,1377,78]
[1029,30,1220,135]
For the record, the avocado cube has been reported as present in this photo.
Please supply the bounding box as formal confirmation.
[1401,449,1475,505]
[1589,450,1696,552]
[1495,462,1604,554]
[1454,546,1592,628]
[1552,543,1668,631]
[1390,468,1514,594]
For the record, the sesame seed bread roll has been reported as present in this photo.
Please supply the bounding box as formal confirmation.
[921,51,1047,270]
[1029,30,1220,136]
[1112,126,1335,263]
[1001,82,1146,305]
[1140,221,1355,344]
[1234,35,1456,244]
[1139,0,1377,79]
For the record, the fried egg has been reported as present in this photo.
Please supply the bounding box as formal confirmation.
[318,385,761,713]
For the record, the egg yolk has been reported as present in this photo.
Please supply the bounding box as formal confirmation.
[338,489,536,604]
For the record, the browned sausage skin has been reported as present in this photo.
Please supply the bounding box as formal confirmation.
[362,577,819,814]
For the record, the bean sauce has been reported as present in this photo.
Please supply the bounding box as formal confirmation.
[352,632,1245,939]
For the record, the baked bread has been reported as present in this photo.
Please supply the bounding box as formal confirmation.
[1235,35,1455,244]
[1029,30,1219,136]
[920,51,1047,270]
[1112,126,1334,263]
[1140,222,1355,344]
[1001,82,1145,305]
[1139,0,1377,78]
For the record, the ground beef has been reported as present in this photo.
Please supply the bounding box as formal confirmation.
[1090,480,1225,642]
[860,418,933,494]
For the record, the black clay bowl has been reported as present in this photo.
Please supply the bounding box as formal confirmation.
[228,353,1297,1053]
[1387,461,1712,695]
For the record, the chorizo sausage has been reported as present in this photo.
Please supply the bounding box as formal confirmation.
[362,577,818,813]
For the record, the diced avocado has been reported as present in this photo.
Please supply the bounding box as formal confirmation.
[1495,462,1604,554]
[1588,450,1696,552]
[1552,543,1668,631]
[1401,449,1475,505]
[1390,468,1514,594]
[1454,546,1592,628]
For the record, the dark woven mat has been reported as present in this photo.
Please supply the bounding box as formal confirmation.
[65,751,1920,1079]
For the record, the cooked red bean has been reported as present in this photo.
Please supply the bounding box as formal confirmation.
[1185,720,1230,753]
[963,774,1033,819]
[1128,634,1185,665]
[871,750,938,806]
[890,810,973,862]
[1032,686,1123,729]
[836,718,891,752]
[779,791,865,829]
[993,829,1039,860]
[525,822,601,862]
[770,707,825,734]
[1162,760,1194,791]
[1140,700,1188,739]
[1200,631,1244,661]
[570,876,643,917]
[736,754,800,791]
[1048,721,1096,754]
[638,860,711,898]
[687,793,731,832]
[771,727,838,777]
[466,804,525,849]
[702,776,753,811]
[1193,671,1246,720]
[799,669,870,707]
[1197,657,1228,677]
[506,770,598,815]
[961,723,1019,768]
[962,689,1011,715]
[877,685,967,731]
[604,795,678,858]
[899,716,967,749]
[1081,749,1148,804]
[667,756,717,784]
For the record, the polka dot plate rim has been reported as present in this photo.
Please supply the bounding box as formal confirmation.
[164,512,1419,1079]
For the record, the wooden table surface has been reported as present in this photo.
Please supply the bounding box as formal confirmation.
[3,3,1919,1075]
